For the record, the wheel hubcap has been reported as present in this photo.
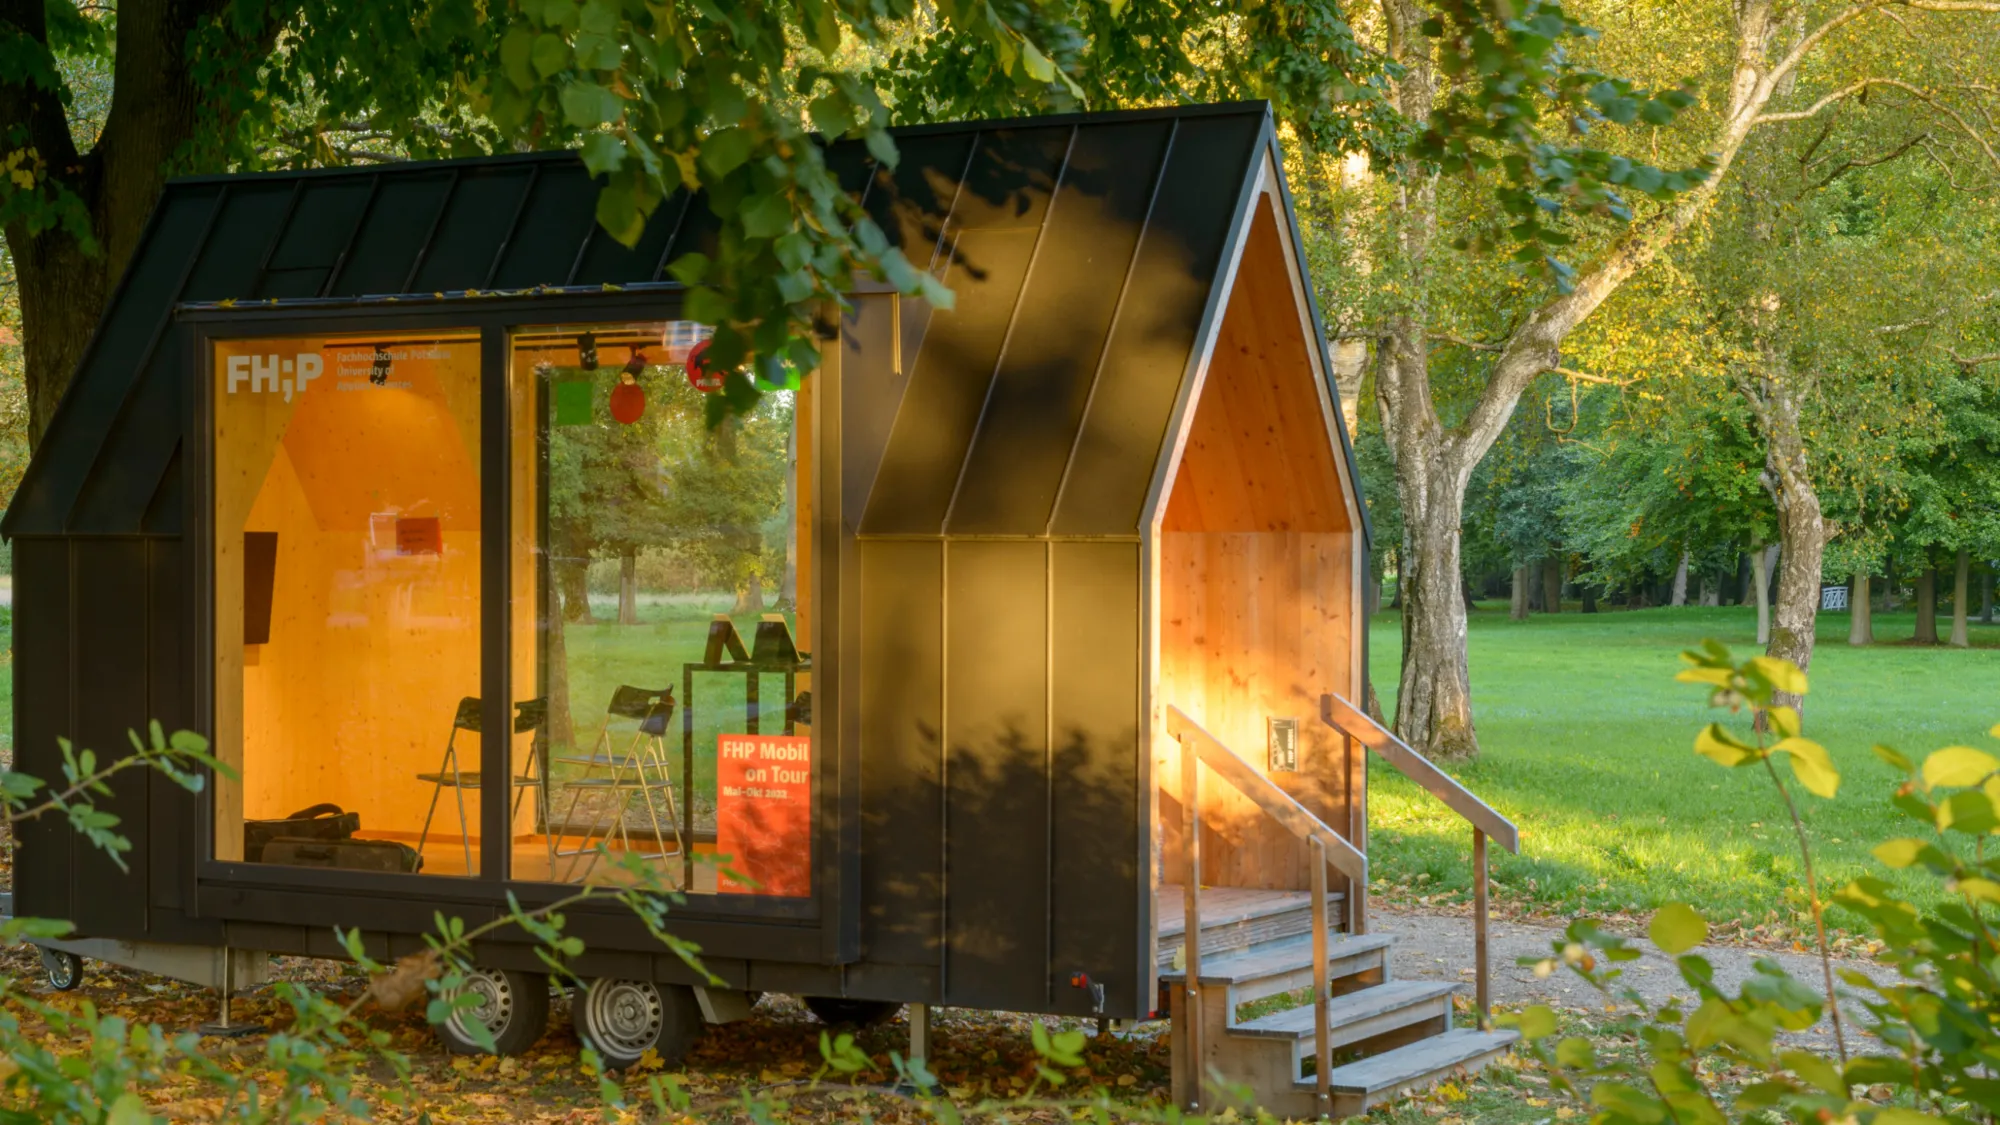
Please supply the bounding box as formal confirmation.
[446,969,514,1045]
[585,979,665,1058]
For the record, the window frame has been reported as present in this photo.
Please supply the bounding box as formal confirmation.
[183,295,834,950]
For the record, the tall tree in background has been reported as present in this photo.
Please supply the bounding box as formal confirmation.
[1698,111,1997,708]
[1362,0,2000,758]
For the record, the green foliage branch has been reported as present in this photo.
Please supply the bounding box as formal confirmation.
[1512,643,2000,1123]
[0,719,1144,1123]
[1414,0,1713,290]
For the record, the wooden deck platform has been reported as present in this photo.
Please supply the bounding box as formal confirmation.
[1155,884,1346,965]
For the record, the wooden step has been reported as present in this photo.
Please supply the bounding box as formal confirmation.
[1315,1027,1522,1117]
[1234,980,1456,1058]
[1156,886,1347,964]
[1159,931,1393,1010]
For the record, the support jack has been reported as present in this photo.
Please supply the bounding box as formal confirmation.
[196,946,264,1039]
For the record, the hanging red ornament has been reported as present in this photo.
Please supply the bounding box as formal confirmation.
[610,359,647,424]
[686,338,726,393]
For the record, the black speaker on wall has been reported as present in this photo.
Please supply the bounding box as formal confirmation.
[244,531,278,645]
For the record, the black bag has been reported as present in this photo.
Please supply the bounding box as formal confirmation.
[262,837,422,874]
[244,803,359,863]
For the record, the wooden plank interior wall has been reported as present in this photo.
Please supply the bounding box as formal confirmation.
[1156,196,1355,892]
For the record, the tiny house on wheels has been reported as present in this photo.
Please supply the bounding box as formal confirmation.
[4,101,1517,1116]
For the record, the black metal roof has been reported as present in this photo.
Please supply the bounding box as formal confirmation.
[5,100,1366,541]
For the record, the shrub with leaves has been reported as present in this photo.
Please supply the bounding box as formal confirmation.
[1509,641,2000,1123]
[0,723,1124,1122]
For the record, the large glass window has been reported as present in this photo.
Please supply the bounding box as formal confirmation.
[509,322,813,895]
[214,330,492,877]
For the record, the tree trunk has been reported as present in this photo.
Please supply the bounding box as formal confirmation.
[732,572,765,616]
[1884,557,1899,611]
[1983,566,1994,625]
[1365,569,1382,617]
[1700,574,1719,607]
[1848,574,1872,646]
[1362,0,1798,761]
[2,2,259,445]
[1951,548,1971,648]
[1757,380,1822,715]
[554,522,597,624]
[1670,550,1690,606]
[1916,568,1939,645]
[1751,545,1773,646]
[1510,565,1529,621]
[618,549,639,625]
[1389,437,1479,760]
[779,419,798,611]
[1740,551,1758,607]
[545,563,575,757]
[1542,555,1563,614]
[1581,584,1598,613]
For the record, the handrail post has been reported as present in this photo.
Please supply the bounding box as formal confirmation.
[1473,827,1490,1030]
[1310,839,1331,1118]
[1181,733,1203,1111]
[1343,726,1368,936]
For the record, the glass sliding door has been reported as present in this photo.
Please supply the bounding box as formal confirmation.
[508,321,815,897]
[212,330,491,878]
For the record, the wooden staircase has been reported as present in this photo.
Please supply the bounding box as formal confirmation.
[1159,887,1517,1118]
[1161,698,1523,1119]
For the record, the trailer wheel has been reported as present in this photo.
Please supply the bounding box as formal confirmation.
[434,968,549,1056]
[803,996,901,1027]
[39,948,83,991]
[574,979,704,1071]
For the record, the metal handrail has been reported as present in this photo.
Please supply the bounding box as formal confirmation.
[1320,692,1521,1029]
[1165,706,1364,1116]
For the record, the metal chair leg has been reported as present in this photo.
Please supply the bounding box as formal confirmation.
[553,727,612,883]
[415,736,456,863]
[448,734,473,876]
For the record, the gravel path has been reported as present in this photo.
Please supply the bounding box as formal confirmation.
[1373,905,1896,1045]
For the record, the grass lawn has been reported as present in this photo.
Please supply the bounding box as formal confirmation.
[1365,602,2000,930]
[556,595,801,823]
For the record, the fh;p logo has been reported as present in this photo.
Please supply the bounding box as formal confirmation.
[226,354,323,401]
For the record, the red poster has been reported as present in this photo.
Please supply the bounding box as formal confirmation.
[715,734,811,896]
[395,516,442,555]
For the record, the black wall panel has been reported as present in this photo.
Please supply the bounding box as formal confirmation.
[68,540,153,937]
[859,227,1039,534]
[491,166,600,288]
[68,345,183,533]
[839,296,909,520]
[147,540,191,913]
[857,539,944,966]
[572,191,689,285]
[266,179,376,276]
[948,121,1173,535]
[9,188,217,534]
[862,132,977,265]
[331,172,454,295]
[942,539,1049,1009]
[1047,541,1144,1014]
[12,540,72,922]
[1052,116,1262,535]
[409,167,536,293]
[181,183,288,301]
[141,442,184,536]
